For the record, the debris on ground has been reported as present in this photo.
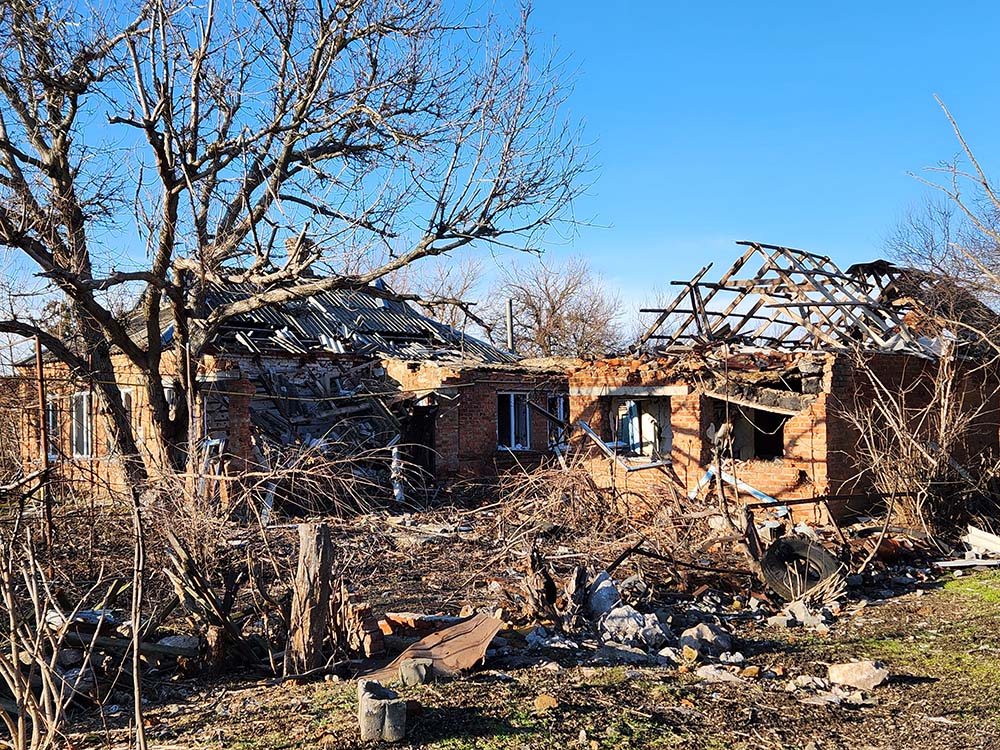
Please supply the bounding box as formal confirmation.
[365,613,504,683]
[827,660,890,691]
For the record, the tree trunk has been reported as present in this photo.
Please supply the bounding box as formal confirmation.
[284,523,333,676]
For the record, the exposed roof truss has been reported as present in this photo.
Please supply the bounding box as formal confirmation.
[638,241,942,357]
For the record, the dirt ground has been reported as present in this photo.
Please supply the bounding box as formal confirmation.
[64,521,1000,750]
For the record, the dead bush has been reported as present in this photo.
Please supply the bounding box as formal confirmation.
[840,345,1000,534]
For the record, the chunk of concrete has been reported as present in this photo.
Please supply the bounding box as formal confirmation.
[695,664,742,683]
[827,660,889,691]
[678,622,732,656]
[398,658,433,686]
[597,604,670,651]
[587,571,622,619]
[358,679,407,742]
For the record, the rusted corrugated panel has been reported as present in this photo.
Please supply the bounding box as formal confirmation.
[363,613,503,683]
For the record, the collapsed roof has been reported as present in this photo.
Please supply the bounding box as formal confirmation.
[638,241,1000,358]
[194,280,515,364]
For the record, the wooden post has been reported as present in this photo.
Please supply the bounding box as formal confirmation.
[34,336,53,562]
[284,523,333,676]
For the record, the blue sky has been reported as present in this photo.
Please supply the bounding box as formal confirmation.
[525,1,1000,305]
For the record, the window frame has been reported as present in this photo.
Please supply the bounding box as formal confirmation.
[609,397,672,460]
[70,391,93,459]
[497,391,532,451]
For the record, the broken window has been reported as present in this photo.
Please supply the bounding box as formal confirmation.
[71,391,93,458]
[609,398,672,459]
[710,398,786,460]
[45,398,59,459]
[546,393,570,448]
[497,392,531,450]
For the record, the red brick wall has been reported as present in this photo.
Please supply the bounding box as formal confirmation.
[567,351,1000,522]
[15,352,188,496]
[383,360,568,479]
[567,355,833,521]
[823,352,1000,514]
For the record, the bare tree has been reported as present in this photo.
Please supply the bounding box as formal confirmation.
[0,0,585,479]
[857,96,1000,533]
[397,251,486,331]
[481,255,625,358]
[0,5,582,745]
[900,97,1000,307]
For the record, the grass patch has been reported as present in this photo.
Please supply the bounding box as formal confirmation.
[941,571,1000,605]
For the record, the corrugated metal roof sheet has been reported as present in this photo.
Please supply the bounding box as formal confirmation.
[202,281,515,364]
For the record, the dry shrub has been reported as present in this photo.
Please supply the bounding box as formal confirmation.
[249,441,407,519]
[495,457,631,544]
[493,455,706,558]
[841,346,1000,535]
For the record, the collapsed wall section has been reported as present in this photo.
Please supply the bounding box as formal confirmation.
[567,353,835,520]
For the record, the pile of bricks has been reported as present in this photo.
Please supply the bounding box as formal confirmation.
[331,582,385,658]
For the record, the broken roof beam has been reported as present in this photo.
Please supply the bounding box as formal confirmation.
[639,240,946,354]
[785,249,933,354]
[636,263,712,346]
[642,246,759,348]
[736,240,834,264]
[760,250,894,350]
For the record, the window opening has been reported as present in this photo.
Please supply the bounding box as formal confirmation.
[497,392,531,450]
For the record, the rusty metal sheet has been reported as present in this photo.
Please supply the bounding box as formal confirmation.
[363,613,503,683]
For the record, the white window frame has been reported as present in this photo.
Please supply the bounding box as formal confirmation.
[71,391,93,458]
[497,391,532,451]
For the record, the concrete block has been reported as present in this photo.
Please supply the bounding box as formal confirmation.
[357,679,407,742]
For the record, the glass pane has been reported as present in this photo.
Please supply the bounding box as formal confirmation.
[72,395,86,455]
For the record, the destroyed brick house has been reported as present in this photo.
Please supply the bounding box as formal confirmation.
[16,281,568,502]
[567,242,1000,522]
[14,241,1000,523]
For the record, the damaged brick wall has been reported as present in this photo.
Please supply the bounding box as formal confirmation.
[568,350,1000,522]
[383,359,568,479]
[567,354,834,520]
[824,352,1000,515]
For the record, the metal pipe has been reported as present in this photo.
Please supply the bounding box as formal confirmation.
[505,298,515,354]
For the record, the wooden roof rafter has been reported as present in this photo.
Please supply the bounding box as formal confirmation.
[637,241,941,357]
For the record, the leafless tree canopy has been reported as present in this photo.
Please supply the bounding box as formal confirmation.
[0,0,585,471]
[481,255,625,358]
[398,250,485,331]
[896,98,1000,303]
